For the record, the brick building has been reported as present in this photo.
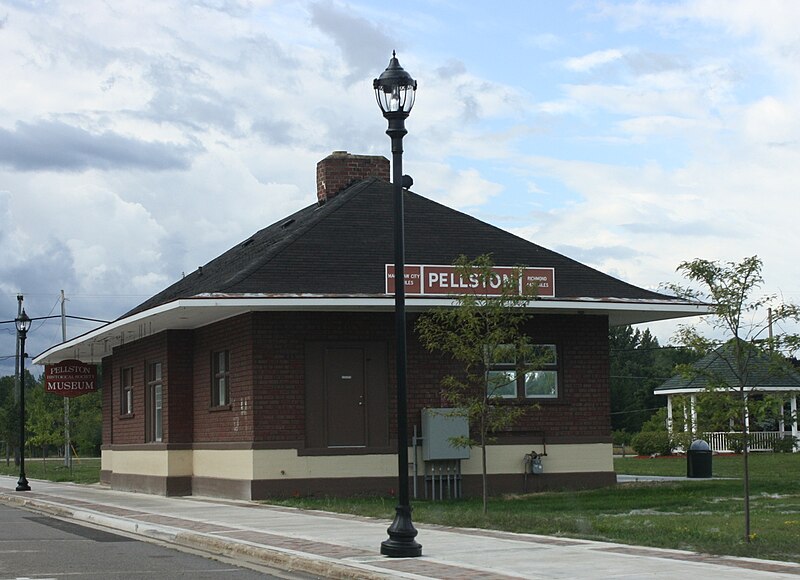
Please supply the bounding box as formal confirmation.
[35,151,706,499]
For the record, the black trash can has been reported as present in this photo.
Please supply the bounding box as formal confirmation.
[687,439,712,478]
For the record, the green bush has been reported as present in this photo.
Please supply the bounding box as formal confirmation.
[631,431,672,456]
[612,429,632,446]
[771,435,798,453]
[727,433,745,454]
[640,408,668,432]
[670,431,693,451]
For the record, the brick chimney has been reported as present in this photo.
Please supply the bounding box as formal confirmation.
[316,151,389,205]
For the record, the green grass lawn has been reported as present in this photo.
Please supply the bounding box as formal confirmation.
[269,453,800,563]
[0,457,100,484]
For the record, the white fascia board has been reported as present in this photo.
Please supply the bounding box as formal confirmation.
[33,294,710,365]
[655,386,800,396]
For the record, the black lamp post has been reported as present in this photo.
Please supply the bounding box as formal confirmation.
[374,51,422,558]
[15,309,31,492]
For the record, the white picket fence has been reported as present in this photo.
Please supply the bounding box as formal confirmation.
[703,431,795,452]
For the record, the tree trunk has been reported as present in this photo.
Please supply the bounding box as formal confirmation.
[481,411,488,514]
[742,387,751,542]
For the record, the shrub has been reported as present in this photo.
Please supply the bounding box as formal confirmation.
[772,435,798,453]
[727,433,745,454]
[631,431,672,456]
[612,429,632,447]
[640,409,668,432]
[670,431,693,452]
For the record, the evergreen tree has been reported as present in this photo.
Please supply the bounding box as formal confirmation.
[609,326,699,434]
[69,389,103,456]
[26,374,64,459]
[0,375,19,465]
[0,371,103,462]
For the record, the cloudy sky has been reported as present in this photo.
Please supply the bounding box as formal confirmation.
[2,0,799,376]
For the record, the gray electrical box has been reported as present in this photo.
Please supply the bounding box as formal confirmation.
[421,408,470,461]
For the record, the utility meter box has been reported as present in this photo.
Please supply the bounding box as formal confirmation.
[421,408,470,461]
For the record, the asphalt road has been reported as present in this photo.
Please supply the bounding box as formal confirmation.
[0,503,311,579]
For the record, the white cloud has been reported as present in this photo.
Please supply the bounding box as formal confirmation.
[3,0,800,372]
[412,162,504,209]
[564,48,625,72]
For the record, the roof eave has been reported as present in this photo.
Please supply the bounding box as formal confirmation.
[33,294,710,365]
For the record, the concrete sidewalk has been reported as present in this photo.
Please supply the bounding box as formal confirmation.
[1,476,799,579]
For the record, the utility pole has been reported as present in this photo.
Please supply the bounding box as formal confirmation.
[13,295,23,466]
[14,295,22,403]
[61,290,71,468]
[768,307,774,345]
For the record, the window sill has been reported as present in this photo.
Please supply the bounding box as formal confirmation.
[494,398,563,405]
[209,404,232,412]
[118,413,135,419]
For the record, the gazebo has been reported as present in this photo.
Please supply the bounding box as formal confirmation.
[655,340,800,452]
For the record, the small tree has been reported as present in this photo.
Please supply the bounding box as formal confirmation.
[70,389,103,456]
[664,255,800,542]
[26,379,64,467]
[0,376,19,465]
[416,254,540,513]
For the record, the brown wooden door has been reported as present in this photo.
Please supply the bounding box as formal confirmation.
[325,347,366,447]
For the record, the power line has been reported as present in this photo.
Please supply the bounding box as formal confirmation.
[610,406,663,416]
[0,314,111,326]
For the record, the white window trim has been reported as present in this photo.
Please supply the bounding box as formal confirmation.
[487,343,559,399]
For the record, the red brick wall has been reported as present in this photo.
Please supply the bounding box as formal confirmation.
[250,311,397,442]
[103,311,610,447]
[316,151,389,204]
[166,330,194,444]
[515,315,611,438]
[192,313,255,443]
[405,313,611,442]
[246,311,610,444]
[105,333,168,444]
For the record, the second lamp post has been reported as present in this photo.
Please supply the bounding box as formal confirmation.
[15,309,31,492]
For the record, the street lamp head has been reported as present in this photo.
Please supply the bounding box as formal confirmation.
[374,51,417,116]
[15,309,31,334]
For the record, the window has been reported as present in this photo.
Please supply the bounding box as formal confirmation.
[146,362,163,442]
[487,344,559,399]
[523,345,558,398]
[212,350,230,407]
[120,367,133,416]
[487,344,519,398]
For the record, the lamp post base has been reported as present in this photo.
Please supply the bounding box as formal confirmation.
[16,474,30,492]
[380,505,422,557]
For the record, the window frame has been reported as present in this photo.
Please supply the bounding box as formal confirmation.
[486,344,520,399]
[120,367,134,417]
[146,361,163,443]
[486,343,560,401]
[211,350,231,408]
[523,344,559,399]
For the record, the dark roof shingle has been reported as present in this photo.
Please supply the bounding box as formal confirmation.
[656,339,800,392]
[125,177,675,318]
